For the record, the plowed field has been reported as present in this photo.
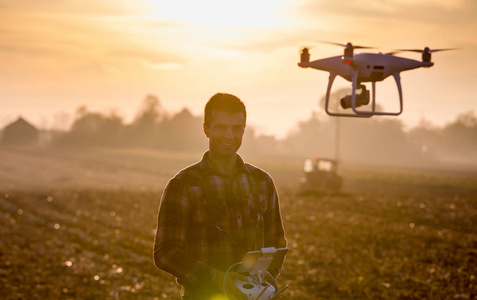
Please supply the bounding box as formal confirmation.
[1,147,476,299]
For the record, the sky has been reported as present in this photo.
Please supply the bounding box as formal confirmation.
[1,0,476,138]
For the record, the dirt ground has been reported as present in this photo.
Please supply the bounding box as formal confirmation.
[1,146,476,299]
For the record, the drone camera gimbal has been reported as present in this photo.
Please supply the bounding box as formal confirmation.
[340,85,370,109]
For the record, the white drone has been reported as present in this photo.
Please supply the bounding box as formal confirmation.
[298,42,454,117]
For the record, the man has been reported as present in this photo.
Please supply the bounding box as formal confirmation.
[153,93,287,299]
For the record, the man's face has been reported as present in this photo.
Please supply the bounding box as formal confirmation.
[204,110,245,158]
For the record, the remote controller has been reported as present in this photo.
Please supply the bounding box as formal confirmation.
[235,276,275,300]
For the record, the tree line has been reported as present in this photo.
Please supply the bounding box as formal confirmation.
[52,95,477,171]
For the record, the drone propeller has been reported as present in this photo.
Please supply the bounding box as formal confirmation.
[322,41,375,50]
[322,41,375,62]
[396,47,457,53]
[299,45,316,53]
[394,47,457,62]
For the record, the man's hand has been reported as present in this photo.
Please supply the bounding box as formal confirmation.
[212,269,248,300]
[259,271,279,291]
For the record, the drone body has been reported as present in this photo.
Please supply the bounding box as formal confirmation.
[298,43,450,117]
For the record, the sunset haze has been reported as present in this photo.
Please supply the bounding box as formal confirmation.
[1,0,476,137]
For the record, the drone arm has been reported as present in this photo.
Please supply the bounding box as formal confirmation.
[350,70,373,117]
[372,81,376,112]
[350,70,360,113]
[393,72,404,115]
[324,73,337,116]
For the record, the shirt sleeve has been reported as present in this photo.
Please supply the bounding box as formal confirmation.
[153,177,212,287]
[264,177,287,278]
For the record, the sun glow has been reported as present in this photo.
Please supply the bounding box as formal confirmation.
[142,0,290,29]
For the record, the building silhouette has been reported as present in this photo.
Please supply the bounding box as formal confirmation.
[2,117,39,146]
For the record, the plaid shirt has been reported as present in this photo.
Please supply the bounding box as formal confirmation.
[153,151,286,293]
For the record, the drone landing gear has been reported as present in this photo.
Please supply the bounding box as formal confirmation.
[324,72,403,117]
[324,73,372,118]
[349,73,403,116]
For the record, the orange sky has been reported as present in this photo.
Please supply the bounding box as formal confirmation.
[1,0,476,137]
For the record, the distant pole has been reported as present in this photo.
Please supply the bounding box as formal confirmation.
[335,116,340,162]
[334,98,341,164]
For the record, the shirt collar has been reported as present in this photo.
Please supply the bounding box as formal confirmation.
[199,151,249,177]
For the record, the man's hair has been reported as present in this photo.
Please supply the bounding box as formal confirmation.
[204,93,247,127]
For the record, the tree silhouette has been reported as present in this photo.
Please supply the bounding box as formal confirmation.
[125,95,167,148]
[160,108,206,152]
[62,106,123,147]
[49,95,476,170]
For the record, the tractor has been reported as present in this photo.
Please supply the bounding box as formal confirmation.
[300,157,343,193]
